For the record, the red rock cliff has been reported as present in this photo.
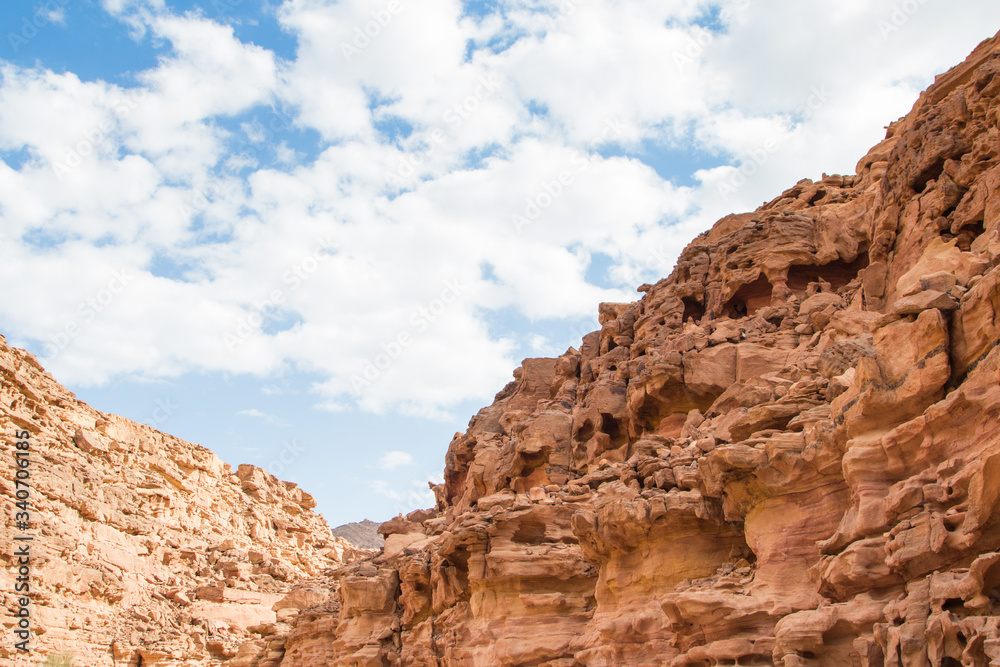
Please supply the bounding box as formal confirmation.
[246,32,1000,667]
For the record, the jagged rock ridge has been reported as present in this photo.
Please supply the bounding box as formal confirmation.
[0,338,367,666]
[241,32,1000,667]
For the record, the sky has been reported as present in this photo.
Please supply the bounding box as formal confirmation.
[0,0,997,527]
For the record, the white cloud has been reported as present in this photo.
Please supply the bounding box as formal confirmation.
[376,451,415,470]
[237,408,288,426]
[1,0,999,420]
[41,6,68,25]
[371,471,443,516]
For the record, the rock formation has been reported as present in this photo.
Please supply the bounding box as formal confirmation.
[5,28,1000,667]
[0,337,366,666]
[239,33,1000,666]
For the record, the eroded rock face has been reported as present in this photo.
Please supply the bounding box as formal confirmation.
[3,31,1000,667]
[0,340,366,666]
[258,33,1000,667]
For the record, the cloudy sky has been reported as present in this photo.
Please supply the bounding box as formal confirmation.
[1,0,997,526]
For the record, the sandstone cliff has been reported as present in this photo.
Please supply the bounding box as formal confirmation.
[239,33,1000,666]
[0,337,366,666]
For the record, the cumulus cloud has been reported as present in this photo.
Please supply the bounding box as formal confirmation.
[1,0,998,420]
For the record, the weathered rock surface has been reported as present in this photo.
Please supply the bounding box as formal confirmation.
[4,29,1000,667]
[249,32,1000,666]
[0,339,366,666]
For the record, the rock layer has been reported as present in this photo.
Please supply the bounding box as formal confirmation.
[0,339,365,666]
[256,33,1000,667]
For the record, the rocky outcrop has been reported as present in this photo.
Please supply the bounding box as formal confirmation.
[0,339,365,666]
[253,33,1000,666]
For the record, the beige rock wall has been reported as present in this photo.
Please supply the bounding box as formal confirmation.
[0,340,365,666]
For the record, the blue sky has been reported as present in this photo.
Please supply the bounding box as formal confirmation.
[1,0,998,526]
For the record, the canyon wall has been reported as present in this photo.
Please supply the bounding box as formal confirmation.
[250,33,1000,667]
[3,28,1000,667]
[0,338,366,666]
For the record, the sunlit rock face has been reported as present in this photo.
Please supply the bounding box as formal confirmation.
[0,338,367,666]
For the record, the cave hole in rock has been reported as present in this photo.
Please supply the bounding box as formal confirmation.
[950,220,986,251]
[820,618,860,655]
[632,386,719,436]
[913,158,946,193]
[512,518,548,545]
[808,189,827,205]
[575,419,595,444]
[942,597,965,612]
[981,560,1000,598]
[600,413,627,448]
[682,297,706,324]
[867,642,886,667]
[787,255,869,298]
[941,658,963,667]
[441,550,472,592]
[722,275,773,319]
